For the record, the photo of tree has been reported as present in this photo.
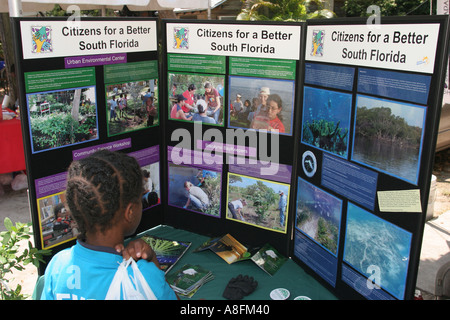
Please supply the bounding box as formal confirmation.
[352,95,426,184]
[295,177,342,255]
[106,79,159,137]
[226,173,290,233]
[302,86,352,158]
[27,86,98,153]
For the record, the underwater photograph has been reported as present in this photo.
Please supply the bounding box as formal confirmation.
[301,86,352,158]
[343,202,412,300]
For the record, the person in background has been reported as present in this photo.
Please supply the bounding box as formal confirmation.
[278,190,287,227]
[231,94,243,118]
[146,96,157,126]
[182,84,197,114]
[266,94,285,133]
[183,181,210,211]
[192,99,216,124]
[228,199,247,221]
[170,94,192,121]
[108,95,118,122]
[204,82,221,123]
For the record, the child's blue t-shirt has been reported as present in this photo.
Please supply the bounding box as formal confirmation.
[41,241,177,300]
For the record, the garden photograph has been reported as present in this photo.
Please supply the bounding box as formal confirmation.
[106,80,159,137]
[27,86,98,153]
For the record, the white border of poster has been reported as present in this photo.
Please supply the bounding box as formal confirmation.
[166,22,301,60]
[20,20,157,60]
[305,23,440,74]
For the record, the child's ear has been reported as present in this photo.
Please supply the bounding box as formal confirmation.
[123,202,135,223]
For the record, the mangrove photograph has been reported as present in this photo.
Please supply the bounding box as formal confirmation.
[296,177,342,255]
[351,95,426,184]
[302,86,352,158]
[27,86,98,153]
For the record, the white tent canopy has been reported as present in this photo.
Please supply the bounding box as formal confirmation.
[0,0,210,15]
[0,0,54,13]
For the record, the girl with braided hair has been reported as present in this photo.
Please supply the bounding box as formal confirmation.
[41,150,177,300]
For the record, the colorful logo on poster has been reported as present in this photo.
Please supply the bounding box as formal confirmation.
[302,150,317,177]
[416,56,429,66]
[311,30,325,57]
[31,26,52,53]
[173,27,188,50]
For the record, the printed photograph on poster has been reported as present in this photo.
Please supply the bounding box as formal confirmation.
[302,86,352,158]
[168,162,222,217]
[27,86,98,154]
[106,79,159,137]
[352,95,426,185]
[37,191,79,249]
[141,162,161,210]
[128,145,161,211]
[343,202,412,300]
[168,72,225,125]
[295,177,342,256]
[228,76,295,135]
[226,173,289,233]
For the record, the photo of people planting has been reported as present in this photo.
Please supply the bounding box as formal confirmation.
[227,173,290,233]
[106,79,159,137]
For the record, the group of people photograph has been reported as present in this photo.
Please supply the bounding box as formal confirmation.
[169,73,294,134]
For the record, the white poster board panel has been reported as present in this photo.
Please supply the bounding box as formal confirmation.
[166,22,301,60]
[305,23,440,74]
[20,20,157,60]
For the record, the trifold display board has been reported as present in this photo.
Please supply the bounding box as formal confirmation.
[12,16,448,300]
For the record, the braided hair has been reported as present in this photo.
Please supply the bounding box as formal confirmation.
[65,150,143,239]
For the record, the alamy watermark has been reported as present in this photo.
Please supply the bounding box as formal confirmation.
[170,122,280,176]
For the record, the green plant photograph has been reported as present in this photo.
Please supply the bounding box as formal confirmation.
[28,86,98,153]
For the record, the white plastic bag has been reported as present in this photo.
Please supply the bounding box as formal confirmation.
[105,258,157,300]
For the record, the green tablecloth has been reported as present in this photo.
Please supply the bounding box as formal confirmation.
[137,225,338,301]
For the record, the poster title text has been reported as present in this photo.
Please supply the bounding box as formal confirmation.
[335,30,429,64]
[197,28,294,54]
[61,25,152,51]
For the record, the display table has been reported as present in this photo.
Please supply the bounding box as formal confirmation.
[137,225,338,300]
[0,119,26,174]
